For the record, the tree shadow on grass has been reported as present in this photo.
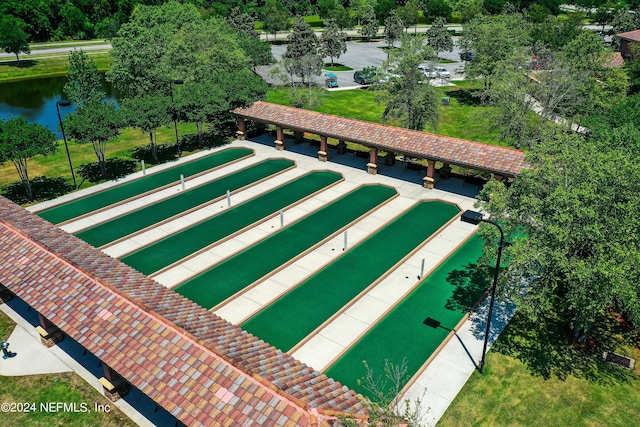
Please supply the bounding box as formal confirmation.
[493,309,634,385]
[444,88,485,106]
[0,59,37,69]
[1,176,73,205]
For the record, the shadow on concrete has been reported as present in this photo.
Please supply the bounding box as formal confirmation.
[3,296,184,427]
[246,134,482,199]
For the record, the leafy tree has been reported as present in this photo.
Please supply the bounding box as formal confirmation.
[0,117,57,201]
[0,15,30,63]
[226,8,258,38]
[384,10,404,60]
[64,100,123,177]
[64,49,105,108]
[320,19,347,67]
[460,13,531,90]
[58,1,92,39]
[477,129,640,343]
[397,0,420,33]
[594,2,615,32]
[108,1,201,98]
[530,13,585,52]
[262,0,290,42]
[376,0,396,21]
[227,10,275,71]
[270,58,326,109]
[426,17,453,56]
[377,34,440,131]
[359,4,380,41]
[121,94,172,162]
[422,0,453,20]
[283,16,323,84]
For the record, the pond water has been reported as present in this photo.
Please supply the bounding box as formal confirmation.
[0,75,120,138]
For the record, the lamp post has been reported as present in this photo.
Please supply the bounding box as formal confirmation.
[169,79,184,156]
[460,210,504,374]
[56,100,77,189]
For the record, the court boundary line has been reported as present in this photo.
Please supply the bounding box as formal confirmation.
[38,147,254,224]
[286,201,464,355]
[96,159,296,250]
[140,170,345,276]
[318,227,476,376]
[169,184,399,299]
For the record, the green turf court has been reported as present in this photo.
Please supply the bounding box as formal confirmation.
[175,185,398,309]
[120,171,343,275]
[75,159,295,247]
[37,147,253,224]
[324,234,487,400]
[241,201,460,352]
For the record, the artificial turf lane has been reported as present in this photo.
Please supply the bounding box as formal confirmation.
[120,171,343,275]
[37,147,253,224]
[75,158,294,247]
[324,234,486,400]
[241,201,460,352]
[175,184,397,309]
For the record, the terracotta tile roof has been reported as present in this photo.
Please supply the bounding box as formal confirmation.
[0,196,366,426]
[616,29,640,42]
[233,101,528,176]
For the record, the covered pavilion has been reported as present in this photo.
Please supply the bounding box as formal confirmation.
[233,101,528,189]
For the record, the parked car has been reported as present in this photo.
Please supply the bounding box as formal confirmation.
[417,64,437,79]
[434,67,451,79]
[460,51,474,61]
[353,70,375,85]
[377,68,401,83]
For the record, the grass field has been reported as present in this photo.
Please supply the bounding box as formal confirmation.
[439,308,640,427]
[0,53,111,83]
[265,84,502,145]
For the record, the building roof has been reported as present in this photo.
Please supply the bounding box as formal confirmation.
[604,51,625,68]
[233,101,528,177]
[0,196,366,427]
[616,29,640,42]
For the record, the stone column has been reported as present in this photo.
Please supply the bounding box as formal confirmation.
[439,163,451,179]
[336,140,347,154]
[36,314,64,347]
[276,126,284,142]
[424,160,436,189]
[275,140,285,151]
[367,148,378,174]
[318,136,329,162]
[99,365,129,402]
[235,118,246,140]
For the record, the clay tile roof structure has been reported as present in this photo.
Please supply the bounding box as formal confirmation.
[604,51,625,68]
[0,196,366,427]
[233,101,529,177]
[616,29,640,42]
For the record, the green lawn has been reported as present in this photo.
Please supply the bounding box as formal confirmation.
[0,53,111,83]
[265,84,502,146]
[439,310,640,426]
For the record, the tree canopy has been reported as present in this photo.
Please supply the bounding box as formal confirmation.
[0,117,57,201]
[0,15,31,63]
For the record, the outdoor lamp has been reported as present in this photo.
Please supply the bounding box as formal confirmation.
[56,100,77,189]
[460,210,505,373]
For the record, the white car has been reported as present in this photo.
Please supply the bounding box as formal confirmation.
[417,64,437,79]
[434,67,451,79]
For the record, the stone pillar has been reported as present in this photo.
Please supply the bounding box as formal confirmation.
[318,151,328,162]
[426,159,436,178]
[99,365,129,402]
[385,152,396,166]
[320,135,328,152]
[336,140,347,154]
[423,176,435,189]
[274,140,285,151]
[439,163,451,179]
[294,131,304,144]
[367,163,378,174]
[36,314,64,347]
[236,117,245,133]
[276,126,284,142]
[369,148,378,165]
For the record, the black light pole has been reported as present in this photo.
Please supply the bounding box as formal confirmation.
[169,79,184,156]
[461,210,504,374]
[56,100,77,189]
